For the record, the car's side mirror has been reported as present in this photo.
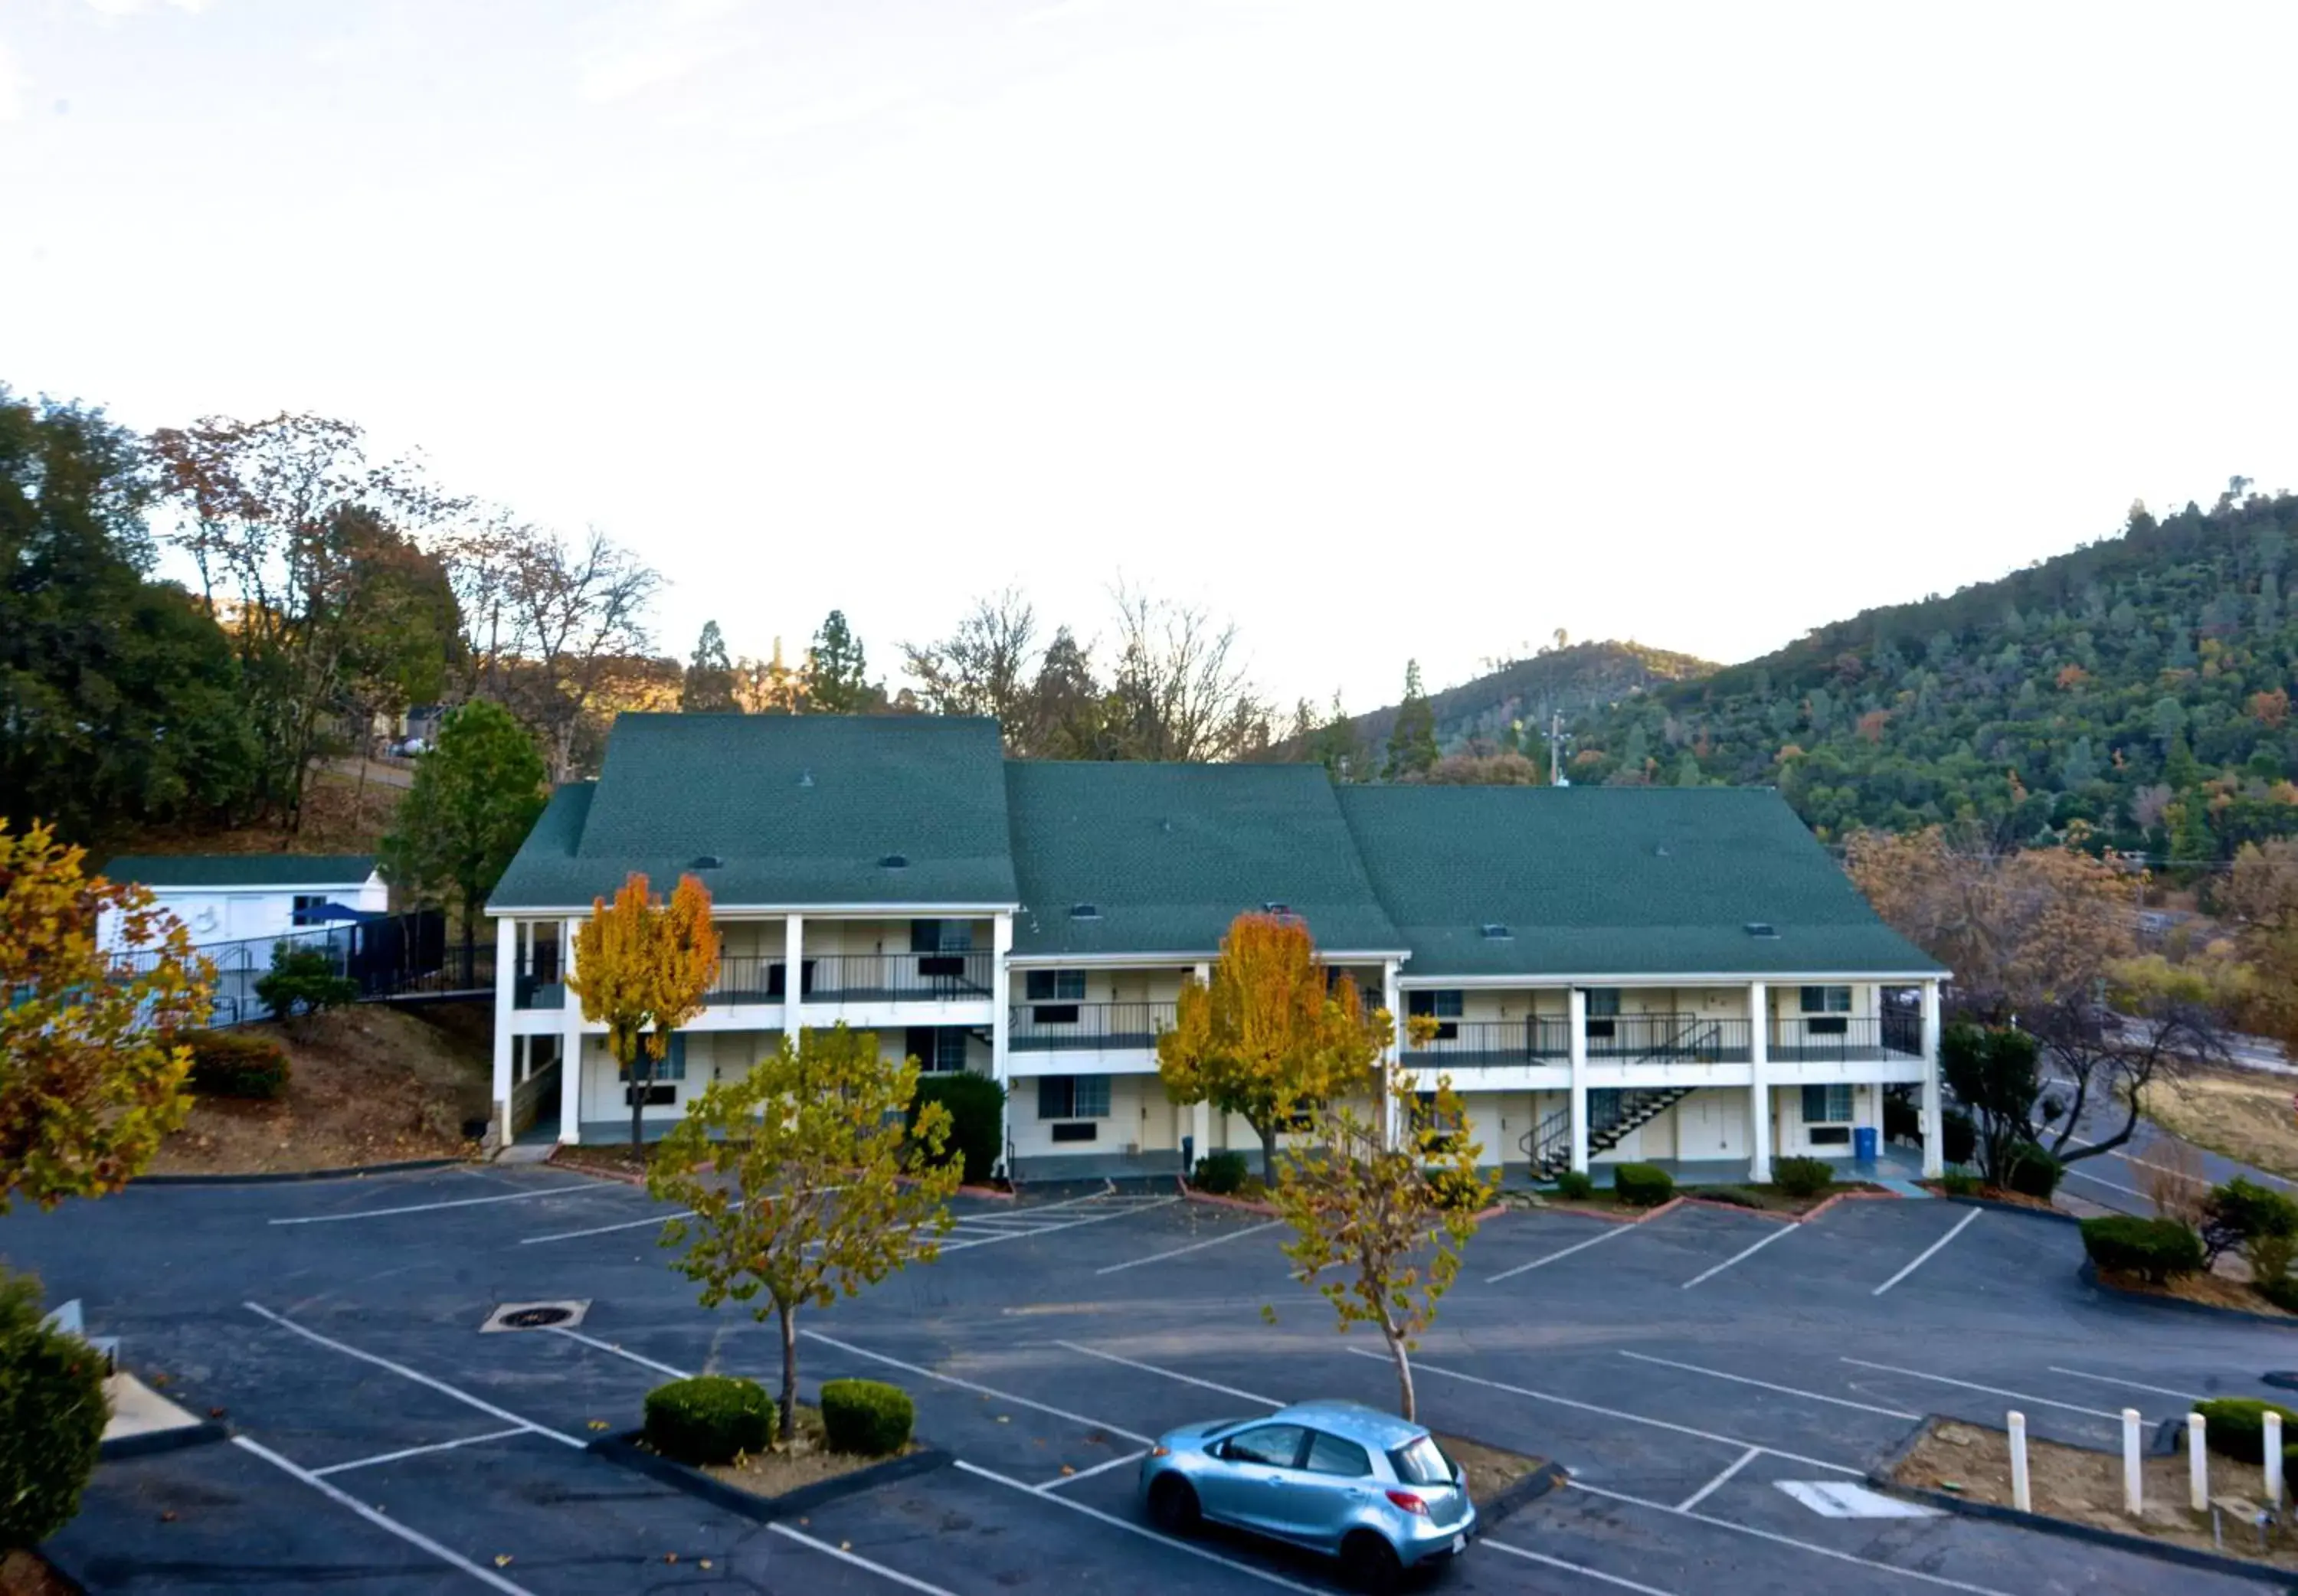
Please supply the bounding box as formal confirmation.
[1209,1440,1229,1460]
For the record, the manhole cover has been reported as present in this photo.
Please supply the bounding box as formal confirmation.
[2264,1372,2298,1392]
[480,1299,590,1334]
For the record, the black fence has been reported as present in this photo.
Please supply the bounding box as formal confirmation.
[113,909,486,1027]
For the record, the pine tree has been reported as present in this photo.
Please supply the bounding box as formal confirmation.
[681,620,739,713]
[1310,691,1364,782]
[1385,662,1439,779]
[804,610,880,714]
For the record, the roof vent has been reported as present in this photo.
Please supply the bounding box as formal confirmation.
[879,853,908,870]
[1480,923,1512,940]
[1069,902,1102,921]
[1262,901,1290,915]
[1655,844,1671,858]
[797,767,815,788]
[1745,921,1779,939]
[690,855,722,869]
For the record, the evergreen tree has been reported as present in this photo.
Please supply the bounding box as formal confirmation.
[380,700,547,963]
[804,610,880,714]
[681,620,740,713]
[1384,661,1439,779]
[1311,691,1365,782]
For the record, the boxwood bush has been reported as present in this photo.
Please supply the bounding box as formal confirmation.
[1939,1168,1982,1197]
[1551,1169,1595,1202]
[1941,1110,1977,1167]
[2080,1215,2205,1284]
[2193,1398,2298,1464]
[2002,1146,2064,1199]
[0,1272,109,1549]
[1193,1151,1249,1195]
[909,1072,1005,1185]
[643,1375,773,1465]
[820,1379,914,1455]
[1773,1156,1833,1201]
[177,1029,291,1100]
[1612,1163,1674,1208]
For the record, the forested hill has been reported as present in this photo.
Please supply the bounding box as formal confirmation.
[1560,486,2298,858]
[1311,640,1716,757]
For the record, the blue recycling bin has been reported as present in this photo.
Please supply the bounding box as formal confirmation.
[1853,1126,1879,1163]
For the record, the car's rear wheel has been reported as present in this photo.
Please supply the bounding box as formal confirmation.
[1147,1474,1201,1534]
[1341,1530,1404,1594]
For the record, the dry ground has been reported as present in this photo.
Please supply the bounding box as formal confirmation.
[695,1404,919,1500]
[1894,1419,2298,1571]
[2146,1068,2298,1182]
[0,1552,79,1596]
[147,1006,489,1176]
[117,760,408,859]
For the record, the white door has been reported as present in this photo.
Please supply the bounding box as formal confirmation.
[1675,1091,1748,1159]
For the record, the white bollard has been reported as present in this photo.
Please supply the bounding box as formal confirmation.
[2123,1408,2145,1516]
[2190,1412,2209,1513]
[2007,1411,2031,1513]
[2267,1411,2285,1509]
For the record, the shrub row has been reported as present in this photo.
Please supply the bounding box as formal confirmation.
[642,1374,915,1465]
[2194,1398,2298,1464]
[2080,1215,2205,1284]
[1772,1156,1833,1201]
[1193,1151,1250,1195]
[1612,1163,1674,1208]
[174,1028,291,1100]
[820,1379,914,1455]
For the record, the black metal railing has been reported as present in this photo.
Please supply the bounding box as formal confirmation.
[1770,1015,1920,1061]
[513,949,564,1010]
[1009,1000,1177,1052]
[1411,1017,1573,1066]
[705,950,996,1005]
[1586,1012,1753,1062]
[1881,1008,1923,1057]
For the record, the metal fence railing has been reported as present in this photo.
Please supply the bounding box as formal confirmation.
[1009,1000,1177,1051]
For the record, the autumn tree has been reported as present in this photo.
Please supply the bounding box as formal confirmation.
[2219,838,2298,1048]
[1105,586,1268,761]
[1268,1061,1489,1421]
[649,1025,960,1441]
[2025,953,2236,1163]
[567,872,721,1151]
[902,589,1040,744]
[379,700,548,968]
[1157,913,1388,1183]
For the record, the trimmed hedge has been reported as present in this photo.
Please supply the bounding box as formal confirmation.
[178,1029,291,1100]
[1939,1168,1982,1197]
[1701,1186,1761,1209]
[1193,1151,1249,1195]
[2202,1177,2298,1266]
[1941,1110,1977,1167]
[2194,1398,2298,1464]
[2002,1145,2063,1199]
[1773,1156,1833,1201]
[2080,1215,2205,1284]
[1551,1169,1595,1202]
[910,1072,1004,1184]
[1612,1163,1674,1208]
[0,1272,108,1549]
[820,1379,914,1455]
[643,1375,773,1465]
[254,944,358,1022]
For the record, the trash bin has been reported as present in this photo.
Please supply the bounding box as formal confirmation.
[1853,1126,1879,1163]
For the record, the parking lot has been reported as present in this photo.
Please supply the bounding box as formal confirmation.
[15,1166,2295,1594]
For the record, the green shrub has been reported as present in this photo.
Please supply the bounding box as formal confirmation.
[1700,1186,1762,1208]
[254,944,358,1023]
[1773,1156,1833,1201]
[1939,1167,1982,1196]
[1941,1110,1977,1167]
[2080,1215,2205,1284]
[909,1072,1005,1184]
[643,1375,773,1465]
[820,1379,914,1456]
[2257,1274,2298,1314]
[2247,1228,2298,1290]
[1612,1163,1674,1208]
[1193,1151,1249,1195]
[0,1271,108,1549]
[2002,1145,2063,1199]
[2201,1178,2298,1267]
[177,1028,290,1100]
[2194,1398,2298,1464]
[1551,1169,1595,1202]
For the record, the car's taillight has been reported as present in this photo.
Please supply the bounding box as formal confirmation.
[1149,1445,1170,1457]
[1385,1490,1431,1516]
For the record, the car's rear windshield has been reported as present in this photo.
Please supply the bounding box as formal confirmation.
[1387,1436,1453,1486]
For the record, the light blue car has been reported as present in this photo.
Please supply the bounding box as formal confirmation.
[1138,1400,1476,1589]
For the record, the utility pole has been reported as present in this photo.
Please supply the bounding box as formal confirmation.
[1550,708,1570,787]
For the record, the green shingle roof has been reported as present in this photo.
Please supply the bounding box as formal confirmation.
[1005,762,1404,959]
[1336,785,1946,980]
[487,715,1019,911]
[99,855,377,888]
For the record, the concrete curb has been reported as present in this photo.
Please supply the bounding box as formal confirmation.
[2077,1260,2297,1326]
[588,1430,954,1521]
[99,1420,231,1461]
[133,1156,471,1187]
[1866,1417,2288,1586]
[1177,1180,1280,1217]
[1940,1192,2082,1225]
[1470,1457,1567,1532]
[545,1150,649,1186]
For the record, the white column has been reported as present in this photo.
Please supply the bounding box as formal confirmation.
[1567,986,1589,1175]
[558,914,583,1143]
[1381,959,1404,1149]
[990,914,1013,1179]
[1920,978,1945,1177]
[783,913,806,1040]
[490,915,516,1145]
[1192,961,1213,1153]
[1748,980,1772,1183]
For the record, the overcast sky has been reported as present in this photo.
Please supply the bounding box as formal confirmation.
[7,0,2297,715]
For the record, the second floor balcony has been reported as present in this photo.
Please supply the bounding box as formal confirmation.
[1405,1009,1926,1068]
[706,950,995,1006]
[1010,999,1177,1053]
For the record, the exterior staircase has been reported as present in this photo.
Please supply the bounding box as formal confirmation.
[1519,1015,1721,1178]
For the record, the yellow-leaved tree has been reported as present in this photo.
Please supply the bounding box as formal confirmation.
[648,1024,961,1442]
[1157,911,1390,1185]
[566,871,721,1151]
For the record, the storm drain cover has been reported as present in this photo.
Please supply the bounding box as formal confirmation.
[481,1300,589,1334]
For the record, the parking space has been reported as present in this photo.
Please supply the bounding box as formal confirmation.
[18,1166,2298,1594]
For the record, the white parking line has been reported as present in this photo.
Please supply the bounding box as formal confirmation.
[1486,1541,1681,1595]
[2054,1125,2291,1189]
[1839,1357,2123,1420]
[521,1208,692,1244]
[2045,1366,2202,1401]
[233,1434,538,1594]
[1095,1220,1286,1275]
[1054,1340,1285,1407]
[1573,1481,2015,1596]
[1619,1352,1920,1421]
[546,1325,690,1379]
[2061,1166,2148,1201]
[939,1198,1180,1253]
[268,1184,603,1225]
[954,1460,1327,1594]
[1353,1349,1862,1474]
[1679,1222,1799,1289]
[802,1329,1154,1444]
[1676,1445,1762,1513]
[1036,1447,1150,1490]
[766,1522,957,1594]
[1485,1221,1632,1283]
[1871,1208,1979,1295]
[244,1302,583,1447]
[309,1426,534,1477]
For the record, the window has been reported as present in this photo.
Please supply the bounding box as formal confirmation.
[1026,970,1087,1002]
[1222,1424,1306,1468]
[1413,1093,1463,1149]
[1304,1431,1372,1477]
[1585,989,1621,1016]
[1802,1083,1854,1123]
[618,1034,686,1082]
[292,893,329,916]
[1037,1074,1110,1120]
[1387,1436,1455,1486]
[934,1029,968,1074]
[1800,986,1852,1014]
[910,919,974,952]
[1407,989,1462,1041]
